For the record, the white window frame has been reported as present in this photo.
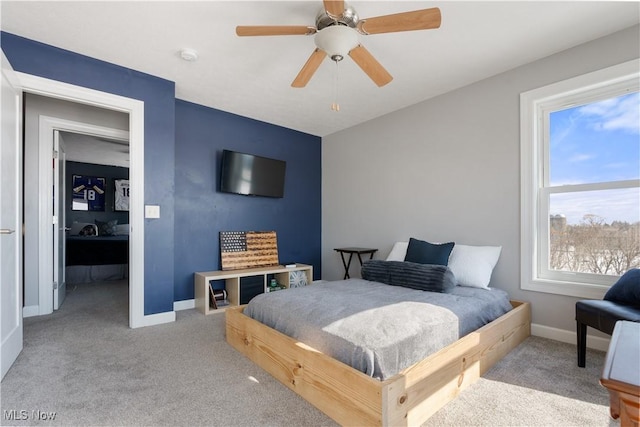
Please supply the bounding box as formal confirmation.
[520,59,640,299]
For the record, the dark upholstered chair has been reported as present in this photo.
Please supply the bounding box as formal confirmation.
[576,300,640,367]
[575,268,640,367]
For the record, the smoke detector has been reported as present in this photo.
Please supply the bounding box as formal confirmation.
[179,48,199,62]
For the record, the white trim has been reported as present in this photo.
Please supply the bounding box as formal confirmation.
[544,180,640,194]
[173,299,195,311]
[37,118,53,314]
[22,305,39,318]
[136,311,176,328]
[521,59,639,106]
[38,117,130,315]
[41,116,129,141]
[520,59,640,298]
[14,72,167,329]
[531,323,610,352]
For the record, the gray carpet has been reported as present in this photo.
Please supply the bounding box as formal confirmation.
[424,336,613,427]
[1,280,614,426]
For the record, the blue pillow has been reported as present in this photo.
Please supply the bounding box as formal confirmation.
[95,219,118,236]
[361,260,456,293]
[604,269,640,306]
[404,238,454,266]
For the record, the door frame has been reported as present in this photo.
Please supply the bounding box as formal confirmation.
[15,72,159,328]
[53,129,66,310]
[38,117,129,313]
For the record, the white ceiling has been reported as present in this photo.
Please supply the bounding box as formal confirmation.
[2,1,639,137]
[60,132,130,168]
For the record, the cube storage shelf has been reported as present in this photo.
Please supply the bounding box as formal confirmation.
[194,264,313,315]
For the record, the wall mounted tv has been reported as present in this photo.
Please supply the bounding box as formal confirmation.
[219,150,286,198]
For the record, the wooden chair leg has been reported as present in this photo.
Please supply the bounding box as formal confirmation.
[577,321,587,367]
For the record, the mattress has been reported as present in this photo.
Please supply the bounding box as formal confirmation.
[65,264,127,284]
[244,279,512,380]
[66,235,128,266]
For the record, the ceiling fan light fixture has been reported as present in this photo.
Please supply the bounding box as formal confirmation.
[314,25,358,61]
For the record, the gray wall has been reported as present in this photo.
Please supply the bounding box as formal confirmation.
[23,93,128,309]
[322,25,639,337]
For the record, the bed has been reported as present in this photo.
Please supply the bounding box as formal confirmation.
[226,260,531,426]
[65,222,129,284]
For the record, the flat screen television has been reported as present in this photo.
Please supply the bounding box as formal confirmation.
[219,149,286,198]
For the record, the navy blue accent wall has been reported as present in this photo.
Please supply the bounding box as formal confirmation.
[2,32,175,315]
[174,100,321,301]
[2,32,323,313]
[65,161,129,227]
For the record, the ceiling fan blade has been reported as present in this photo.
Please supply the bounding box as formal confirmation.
[357,7,441,35]
[236,26,316,37]
[348,45,393,87]
[323,0,345,17]
[291,49,327,88]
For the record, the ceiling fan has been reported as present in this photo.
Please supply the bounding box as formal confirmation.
[236,0,441,88]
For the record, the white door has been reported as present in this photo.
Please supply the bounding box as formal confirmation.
[1,52,24,380]
[53,130,66,310]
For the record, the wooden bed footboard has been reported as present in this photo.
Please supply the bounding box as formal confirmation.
[226,300,531,426]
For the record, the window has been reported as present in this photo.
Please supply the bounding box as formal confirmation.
[521,60,640,299]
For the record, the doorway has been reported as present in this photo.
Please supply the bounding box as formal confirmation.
[24,93,131,318]
[17,72,148,328]
[59,130,131,310]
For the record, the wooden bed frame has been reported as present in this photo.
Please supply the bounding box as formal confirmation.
[226,300,530,426]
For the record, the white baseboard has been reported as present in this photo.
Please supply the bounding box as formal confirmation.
[24,303,176,327]
[174,299,195,311]
[136,311,176,328]
[22,305,40,318]
[531,323,610,352]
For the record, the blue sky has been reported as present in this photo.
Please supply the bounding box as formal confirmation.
[549,92,639,224]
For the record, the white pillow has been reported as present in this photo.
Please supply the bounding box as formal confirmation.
[448,245,502,289]
[385,241,501,289]
[386,241,409,261]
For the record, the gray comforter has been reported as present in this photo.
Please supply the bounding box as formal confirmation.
[244,279,512,380]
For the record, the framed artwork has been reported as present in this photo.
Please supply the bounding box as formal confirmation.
[114,179,130,211]
[220,230,279,270]
[72,175,105,211]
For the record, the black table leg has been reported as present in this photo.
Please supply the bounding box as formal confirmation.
[339,251,354,279]
[334,248,378,280]
[356,251,375,266]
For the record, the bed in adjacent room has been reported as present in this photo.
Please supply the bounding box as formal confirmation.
[226,244,531,426]
[65,222,129,284]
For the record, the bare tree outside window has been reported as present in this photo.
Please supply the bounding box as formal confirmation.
[550,214,640,276]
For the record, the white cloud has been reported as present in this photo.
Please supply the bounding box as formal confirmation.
[568,153,595,163]
[578,92,640,134]
[550,188,640,225]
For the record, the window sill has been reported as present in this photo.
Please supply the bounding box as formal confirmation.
[522,277,609,300]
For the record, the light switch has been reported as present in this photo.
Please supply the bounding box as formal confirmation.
[145,205,160,219]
